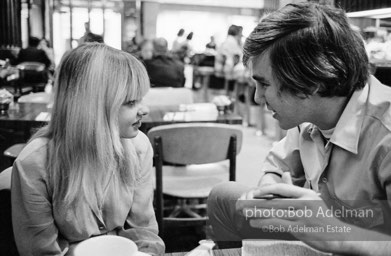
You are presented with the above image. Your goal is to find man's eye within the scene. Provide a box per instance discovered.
[256,81,269,87]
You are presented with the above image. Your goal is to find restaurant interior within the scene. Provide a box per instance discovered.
[1,0,391,255]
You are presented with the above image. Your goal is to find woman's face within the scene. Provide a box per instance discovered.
[118,99,149,138]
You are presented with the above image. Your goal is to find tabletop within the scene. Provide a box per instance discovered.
[164,248,240,256]
[0,102,242,140]
[163,240,333,256]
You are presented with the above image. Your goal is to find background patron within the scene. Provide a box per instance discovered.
[144,37,185,88]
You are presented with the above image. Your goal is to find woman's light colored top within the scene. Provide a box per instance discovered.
[11,132,165,256]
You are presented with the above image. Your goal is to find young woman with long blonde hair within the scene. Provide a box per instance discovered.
[11,43,165,255]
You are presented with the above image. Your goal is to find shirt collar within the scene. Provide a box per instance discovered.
[328,80,370,154]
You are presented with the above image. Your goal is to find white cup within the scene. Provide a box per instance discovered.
[74,235,138,256]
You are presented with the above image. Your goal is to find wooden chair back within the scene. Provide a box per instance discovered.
[147,123,242,233]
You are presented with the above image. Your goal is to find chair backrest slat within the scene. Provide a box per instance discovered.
[147,123,242,164]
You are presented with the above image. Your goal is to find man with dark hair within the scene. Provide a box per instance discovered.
[144,37,185,88]
[79,32,104,44]
[208,3,391,255]
[16,36,51,68]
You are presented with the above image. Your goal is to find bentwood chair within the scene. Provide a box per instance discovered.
[18,92,51,104]
[3,144,25,166]
[147,123,242,235]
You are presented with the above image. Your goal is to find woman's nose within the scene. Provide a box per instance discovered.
[137,104,149,116]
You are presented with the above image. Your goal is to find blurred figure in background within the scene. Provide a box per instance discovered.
[174,32,194,63]
[0,48,17,65]
[125,36,140,55]
[38,38,55,72]
[183,32,194,58]
[138,39,154,61]
[206,36,217,50]
[214,25,243,81]
[144,37,185,88]
[171,28,185,53]
[79,32,104,44]
[16,36,51,68]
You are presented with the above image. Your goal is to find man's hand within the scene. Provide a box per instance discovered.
[243,172,292,200]
[238,183,391,255]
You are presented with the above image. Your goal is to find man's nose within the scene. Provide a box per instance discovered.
[254,86,266,105]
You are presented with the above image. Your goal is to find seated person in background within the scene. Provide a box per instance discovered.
[78,32,104,44]
[38,38,55,71]
[0,49,17,87]
[206,36,217,50]
[0,48,17,65]
[208,3,391,255]
[138,39,154,61]
[11,43,165,255]
[144,37,185,88]
[16,36,51,68]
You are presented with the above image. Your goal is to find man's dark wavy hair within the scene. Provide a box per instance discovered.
[243,2,369,98]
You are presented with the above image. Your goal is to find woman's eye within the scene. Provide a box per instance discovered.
[125,100,137,106]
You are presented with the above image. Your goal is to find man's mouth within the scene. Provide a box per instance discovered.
[266,103,277,117]
[266,103,275,113]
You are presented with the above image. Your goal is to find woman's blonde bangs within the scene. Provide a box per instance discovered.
[123,53,150,102]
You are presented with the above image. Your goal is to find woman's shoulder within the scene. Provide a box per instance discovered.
[14,138,49,179]
[128,131,152,156]
[17,137,49,162]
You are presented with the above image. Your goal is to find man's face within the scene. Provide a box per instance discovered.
[251,51,315,130]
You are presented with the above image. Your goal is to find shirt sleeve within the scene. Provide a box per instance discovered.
[118,133,165,255]
[11,147,68,256]
[378,150,391,211]
[261,127,306,187]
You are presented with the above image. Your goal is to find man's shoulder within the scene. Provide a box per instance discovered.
[366,77,391,131]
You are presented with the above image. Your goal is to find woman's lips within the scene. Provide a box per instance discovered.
[132,119,142,127]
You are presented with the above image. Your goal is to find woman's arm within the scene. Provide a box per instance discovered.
[11,142,68,256]
[119,133,165,255]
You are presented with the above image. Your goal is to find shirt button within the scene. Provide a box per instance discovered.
[99,225,104,230]
[322,177,328,183]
